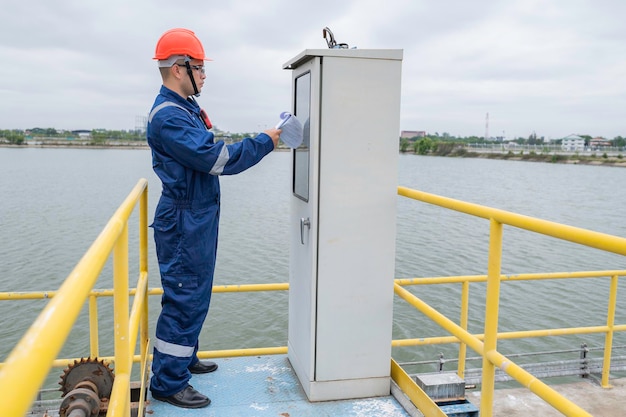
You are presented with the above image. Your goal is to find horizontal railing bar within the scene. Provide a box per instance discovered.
[0,283,290,300]
[402,354,626,370]
[395,270,625,286]
[34,346,291,371]
[399,347,626,367]
[3,269,623,300]
[392,325,624,347]
[398,186,626,257]
[463,363,626,384]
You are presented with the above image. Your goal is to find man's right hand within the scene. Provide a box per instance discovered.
[263,128,281,149]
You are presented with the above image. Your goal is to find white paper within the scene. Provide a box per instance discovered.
[275,111,304,149]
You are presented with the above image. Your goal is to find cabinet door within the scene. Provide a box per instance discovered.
[288,57,321,381]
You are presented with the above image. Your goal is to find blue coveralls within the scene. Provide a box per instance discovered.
[146,86,274,397]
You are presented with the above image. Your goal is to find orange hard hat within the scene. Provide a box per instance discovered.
[153,28,210,61]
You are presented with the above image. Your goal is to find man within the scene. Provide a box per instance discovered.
[146,28,281,409]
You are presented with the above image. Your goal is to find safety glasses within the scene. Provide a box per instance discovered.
[176,63,205,74]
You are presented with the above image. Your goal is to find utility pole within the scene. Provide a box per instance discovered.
[485,112,489,142]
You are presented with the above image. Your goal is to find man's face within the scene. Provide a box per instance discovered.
[188,59,206,92]
[176,59,206,96]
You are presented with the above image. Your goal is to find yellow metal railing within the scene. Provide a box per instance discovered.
[396,185,626,417]
[393,270,626,378]
[3,272,623,416]
[1,182,624,417]
[0,283,289,365]
[0,179,150,417]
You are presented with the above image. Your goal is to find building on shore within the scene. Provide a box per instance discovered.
[561,134,585,151]
[400,130,426,139]
[590,137,612,150]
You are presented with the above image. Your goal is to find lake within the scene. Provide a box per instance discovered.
[1,147,624,387]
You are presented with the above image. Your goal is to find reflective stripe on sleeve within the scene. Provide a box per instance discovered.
[209,145,230,175]
[154,337,195,358]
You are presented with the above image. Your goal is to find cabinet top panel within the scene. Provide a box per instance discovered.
[283,49,403,70]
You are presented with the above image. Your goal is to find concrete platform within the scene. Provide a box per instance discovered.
[467,377,626,417]
[147,354,626,416]
[147,355,412,417]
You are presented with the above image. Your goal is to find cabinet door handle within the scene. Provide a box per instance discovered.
[300,217,311,245]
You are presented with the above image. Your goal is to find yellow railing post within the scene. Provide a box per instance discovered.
[111,222,130,416]
[457,280,469,379]
[601,274,618,388]
[140,178,149,364]
[89,294,100,358]
[480,219,503,417]
[138,185,150,417]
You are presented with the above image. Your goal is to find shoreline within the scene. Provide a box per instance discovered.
[402,149,626,168]
[468,152,626,168]
[0,143,292,152]
[2,144,625,167]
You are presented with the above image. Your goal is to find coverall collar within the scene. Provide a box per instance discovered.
[159,85,200,114]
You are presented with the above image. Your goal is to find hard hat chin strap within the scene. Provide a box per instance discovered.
[184,57,201,97]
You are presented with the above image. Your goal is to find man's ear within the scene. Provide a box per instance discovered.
[170,64,183,80]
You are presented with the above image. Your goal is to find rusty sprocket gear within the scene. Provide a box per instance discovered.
[59,357,115,398]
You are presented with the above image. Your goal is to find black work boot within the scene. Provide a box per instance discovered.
[189,360,218,374]
[152,385,210,408]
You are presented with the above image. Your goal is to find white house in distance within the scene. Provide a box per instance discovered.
[561,134,585,151]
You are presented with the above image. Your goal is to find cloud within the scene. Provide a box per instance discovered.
[0,0,625,139]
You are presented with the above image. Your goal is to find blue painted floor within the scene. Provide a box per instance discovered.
[147,355,411,417]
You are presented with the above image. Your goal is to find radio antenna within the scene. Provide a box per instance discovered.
[322,27,349,49]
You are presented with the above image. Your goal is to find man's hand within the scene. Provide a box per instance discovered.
[263,128,282,149]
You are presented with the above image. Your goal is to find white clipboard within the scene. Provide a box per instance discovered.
[275,112,304,149]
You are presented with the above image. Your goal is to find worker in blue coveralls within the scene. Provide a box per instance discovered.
[147,28,281,409]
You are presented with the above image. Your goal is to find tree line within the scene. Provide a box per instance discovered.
[4,128,626,151]
[400,133,626,155]
[0,126,262,146]
[0,128,147,145]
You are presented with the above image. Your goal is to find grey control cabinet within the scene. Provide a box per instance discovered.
[284,49,403,402]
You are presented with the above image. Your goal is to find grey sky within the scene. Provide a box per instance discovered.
[1,0,624,139]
